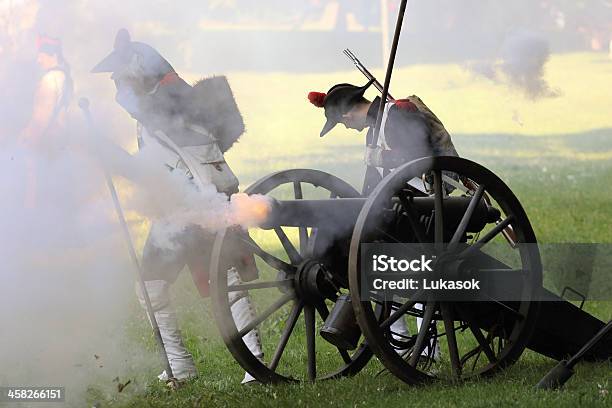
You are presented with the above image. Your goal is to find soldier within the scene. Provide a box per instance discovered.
[92,29,262,384]
[19,35,73,208]
[308,80,459,360]
[308,80,458,195]
[20,35,73,148]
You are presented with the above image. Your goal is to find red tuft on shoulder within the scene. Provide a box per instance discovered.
[308,92,326,108]
[395,99,418,112]
[159,72,179,86]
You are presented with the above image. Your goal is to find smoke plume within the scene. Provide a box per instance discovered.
[0,2,270,405]
[467,29,560,100]
[91,133,271,250]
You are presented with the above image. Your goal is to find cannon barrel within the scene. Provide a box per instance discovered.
[259,196,500,232]
[260,198,365,229]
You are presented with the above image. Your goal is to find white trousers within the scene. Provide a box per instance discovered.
[136,269,263,382]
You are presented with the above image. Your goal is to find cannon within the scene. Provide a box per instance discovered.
[209,156,611,384]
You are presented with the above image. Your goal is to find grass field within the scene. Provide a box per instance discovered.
[90,52,611,407]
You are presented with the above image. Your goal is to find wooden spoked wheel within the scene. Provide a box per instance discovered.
[349,156,542,385]
[211,169,373,383]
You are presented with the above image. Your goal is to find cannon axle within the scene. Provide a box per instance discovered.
[294,259,338,301]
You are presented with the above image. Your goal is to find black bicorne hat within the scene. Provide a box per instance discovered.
[91,29,174,79]
[91,29,134,74]
[308,79,374,137]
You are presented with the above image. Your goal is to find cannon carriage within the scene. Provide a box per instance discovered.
[209,156,611,385]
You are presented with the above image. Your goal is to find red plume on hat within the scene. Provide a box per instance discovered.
[308,92,326,108]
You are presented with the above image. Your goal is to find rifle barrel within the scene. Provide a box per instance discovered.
[343,48,394,100]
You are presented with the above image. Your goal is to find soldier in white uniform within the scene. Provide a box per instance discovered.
[19,35,73,208]
[92,29,262,383]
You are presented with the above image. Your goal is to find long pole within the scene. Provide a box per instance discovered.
[380,0,391,66]
[370,0,408,149]
[78,98,175,381]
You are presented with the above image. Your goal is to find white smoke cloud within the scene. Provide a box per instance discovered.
[93,134,271,250]
[0,109,270,406]
[0,139,154,404]
[0,2,272,405]
[466,29,560,100]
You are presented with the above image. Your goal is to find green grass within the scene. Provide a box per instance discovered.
[93,52,611,407]
[96,357,611,408]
